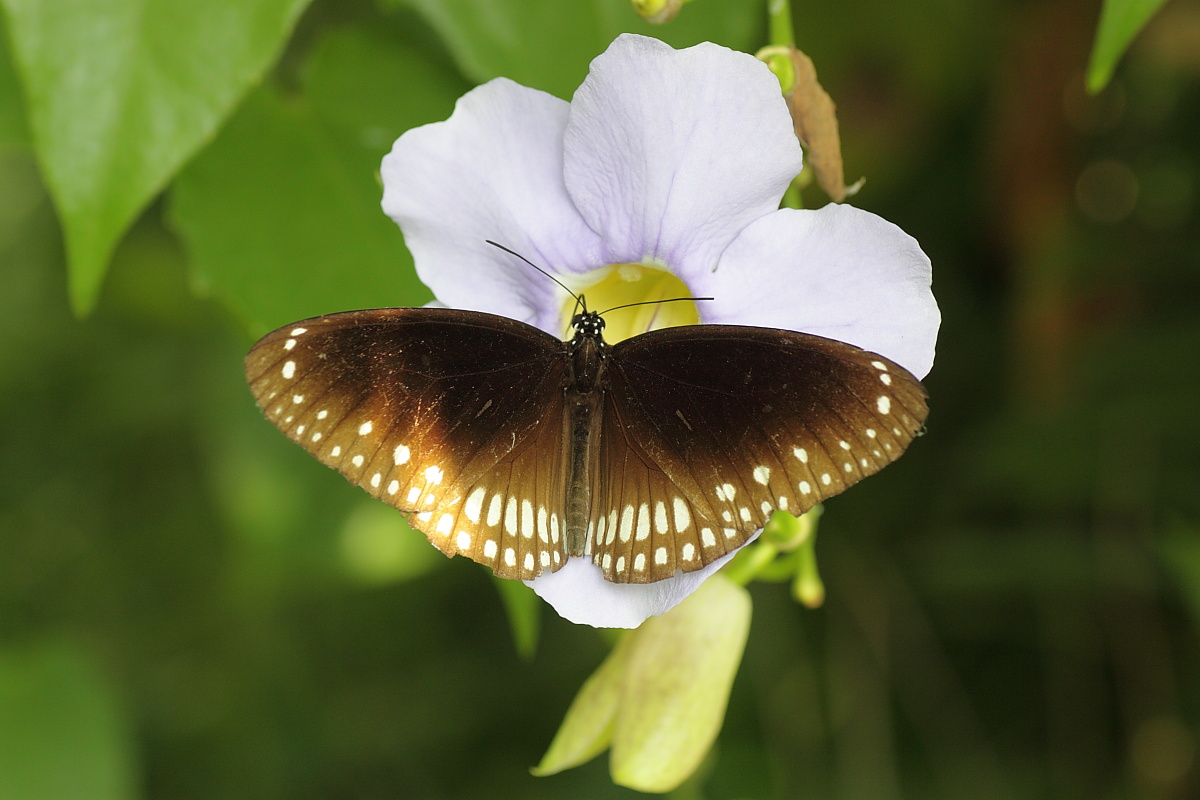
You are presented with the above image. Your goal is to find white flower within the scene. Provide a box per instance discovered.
[381,34,939,628]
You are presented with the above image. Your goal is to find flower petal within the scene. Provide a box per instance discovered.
[695,203,940,378]
[563,34,802,276]
[527,533,757,629]
[381,79,603,333]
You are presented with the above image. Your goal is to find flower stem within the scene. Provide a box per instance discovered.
[767,0,795,48]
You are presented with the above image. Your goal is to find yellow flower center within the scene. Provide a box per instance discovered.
[560,262,699,344]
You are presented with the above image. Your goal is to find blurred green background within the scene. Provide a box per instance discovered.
[1,0,1198,797]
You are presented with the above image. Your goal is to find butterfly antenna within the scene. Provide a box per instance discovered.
[485,240,585,311]
[597,297,714,316]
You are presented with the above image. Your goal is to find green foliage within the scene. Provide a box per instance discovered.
[170,28,459,332]
[494,577,543,660]
[1086,0,1172,94]
[0,0,311,315]
[0,640,139,800]
[397,0,759,98]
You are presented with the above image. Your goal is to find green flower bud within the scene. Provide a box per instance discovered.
[611,574,751,792]
[533,574,752,792]
[631,0,685,25]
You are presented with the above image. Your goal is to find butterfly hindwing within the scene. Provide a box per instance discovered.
[431,385,570,579]
[594,325,928,582]
[245,308,572,578]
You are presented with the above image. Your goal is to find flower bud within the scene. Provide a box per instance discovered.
[631,0,684,25]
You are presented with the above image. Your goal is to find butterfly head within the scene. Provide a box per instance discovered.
[570,308,606,340]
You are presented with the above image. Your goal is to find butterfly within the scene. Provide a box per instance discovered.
[245,297,928,584]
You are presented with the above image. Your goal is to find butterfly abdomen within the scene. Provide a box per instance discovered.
[562,328,608,557]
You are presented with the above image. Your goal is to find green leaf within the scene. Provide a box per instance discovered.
[0,14,27,146]
[0,639,140,800]
[1086,0,1171,94]
[398,0,760,100]
[493,578,543,661]
[1159,521,1200,630]
[170,29,465,333]
[0,0,312,315]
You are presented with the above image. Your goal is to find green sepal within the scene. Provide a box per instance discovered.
[531,632,635,775]
[610,574,751,793]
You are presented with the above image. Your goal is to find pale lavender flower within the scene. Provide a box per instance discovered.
[381,34,939,628]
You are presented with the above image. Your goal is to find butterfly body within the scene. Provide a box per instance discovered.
[246,307,928,584]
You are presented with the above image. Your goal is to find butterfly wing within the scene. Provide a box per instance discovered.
[244,308,571,579]
[593,325,928,583]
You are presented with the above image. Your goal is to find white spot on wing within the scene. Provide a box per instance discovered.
[282,361,296,379]
[877,395,892,414]
[290,327,308,336]
[794,447,808,463]
[654,501,668,534]
[753,466,771,485]
[393,445,410,465]
[636,504,650,541]
[504,498,517,535]
[464,487,485,523]
[424,465,443,484]
[619,505,634,543]
[521,499,534,539]
[487,495,502,527]
[358,421,373,436]
[673,498,690,531]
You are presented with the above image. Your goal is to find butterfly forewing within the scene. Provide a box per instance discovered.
[592,325,928,582]
[244,308,572,579]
